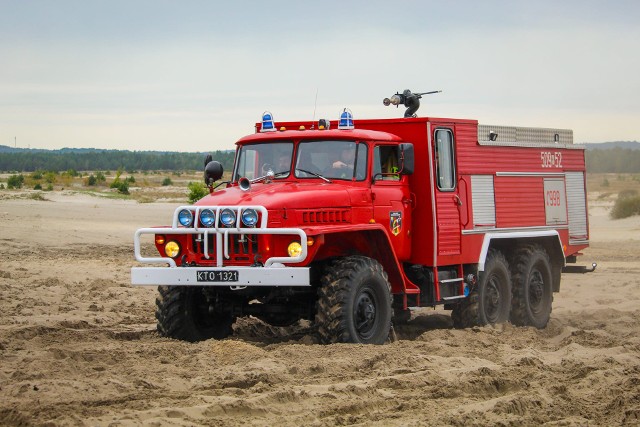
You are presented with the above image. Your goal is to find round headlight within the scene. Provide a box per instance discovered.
[241,208,258,227]
[287,241,302,257]
[178,209,193,227]
[220,208,236,227]
[199,209,215,228]
[165,241,180,258]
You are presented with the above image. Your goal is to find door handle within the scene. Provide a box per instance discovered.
[453,194,462,206]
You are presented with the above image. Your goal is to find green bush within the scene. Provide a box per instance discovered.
[110,180,129,194]
[126,175,136,184]
[34,183,42,190]
[611,194,640,219]
[602,178,610,187]
[31,170,44,180]
[44,171,57,183]
[187,182,207,203]
[0,183,5,189]
[162,177,173,186]
[7,174,24,189]
[96,171,106,182]
[44,184,53,191]
[86,175,97,186]
[109,171,130,194]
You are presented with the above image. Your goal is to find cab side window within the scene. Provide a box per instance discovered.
[373,145,400,181]
[435,129,455,190]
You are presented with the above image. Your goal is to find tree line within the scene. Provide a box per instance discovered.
[0,150,235,173]
[585,148,640,173]
[0,147,638,173]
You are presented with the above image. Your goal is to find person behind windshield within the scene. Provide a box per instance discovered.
[327,147,355,179]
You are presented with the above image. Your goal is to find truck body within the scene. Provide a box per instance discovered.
[132,98,590,344]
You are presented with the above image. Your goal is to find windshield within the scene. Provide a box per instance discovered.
[295,140,367,181]
[233,142,293,181]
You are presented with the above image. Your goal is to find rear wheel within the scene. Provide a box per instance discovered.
[316,256,392,344]
[156,286,235,342]
[452,250,512,328]
[510,246,553,328]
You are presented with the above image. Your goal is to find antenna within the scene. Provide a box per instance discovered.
[311,88,319,129]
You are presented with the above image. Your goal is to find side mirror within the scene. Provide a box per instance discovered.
[399,143,414,175]
[204,159,223,185]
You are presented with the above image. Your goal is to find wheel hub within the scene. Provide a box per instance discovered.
[484,275,502,322]
[529,270,544,312]
[355,291,377,336]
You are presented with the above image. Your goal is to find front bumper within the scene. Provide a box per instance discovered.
[131,266,310,287]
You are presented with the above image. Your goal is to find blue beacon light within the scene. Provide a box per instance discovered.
[338,108,354,130]
[261,111,277,132]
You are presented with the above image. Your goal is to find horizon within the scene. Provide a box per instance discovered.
[2,140,640,154]
[1,1,639,151]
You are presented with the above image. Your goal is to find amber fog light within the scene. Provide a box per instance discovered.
[164,241,180,258]
[155,235,166,245]
[287,241,302,257]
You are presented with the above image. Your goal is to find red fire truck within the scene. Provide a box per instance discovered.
[132,90,594,344]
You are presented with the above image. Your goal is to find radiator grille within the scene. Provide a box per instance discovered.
[299,209,350,224]
[192,233,259,264]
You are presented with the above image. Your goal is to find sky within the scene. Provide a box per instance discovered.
[1,0,639,151]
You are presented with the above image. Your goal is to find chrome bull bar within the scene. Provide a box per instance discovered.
[133,205,307,268]
[132,205,310,287]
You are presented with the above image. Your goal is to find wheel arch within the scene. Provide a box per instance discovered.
[478,231,565,292]
[313,229,405,294]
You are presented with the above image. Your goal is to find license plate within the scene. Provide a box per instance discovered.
[196,270,239,282]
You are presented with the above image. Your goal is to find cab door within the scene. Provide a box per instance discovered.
[433,128,461,256]
[371,144,412,261]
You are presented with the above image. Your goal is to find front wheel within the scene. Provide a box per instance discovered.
[155,286,235,342]
[510,246,553,328]
[452,250,512,328]
[315,256,393,344]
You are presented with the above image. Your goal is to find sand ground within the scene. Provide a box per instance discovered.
[1,191,639,426]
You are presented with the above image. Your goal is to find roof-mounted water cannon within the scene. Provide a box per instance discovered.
[383,89,442,118]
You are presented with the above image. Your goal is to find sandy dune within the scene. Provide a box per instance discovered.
[1,191,639,426]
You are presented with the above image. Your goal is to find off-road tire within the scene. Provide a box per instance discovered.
[315,256,392,344]
[155,286,234,342]
[510,245,553,328]
[452,250,512,328]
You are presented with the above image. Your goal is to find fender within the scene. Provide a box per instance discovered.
[307,224,413,294]
[478,230,565,271]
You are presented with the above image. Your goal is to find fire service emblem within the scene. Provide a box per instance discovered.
[390,211,402,236]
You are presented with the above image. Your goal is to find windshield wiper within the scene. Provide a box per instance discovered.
[296,168,332,183]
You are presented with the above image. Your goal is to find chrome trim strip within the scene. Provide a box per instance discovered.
[495,172,566,177]
[463,225,569,235]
